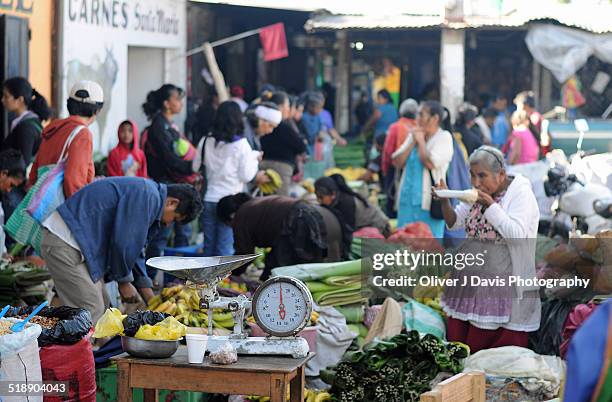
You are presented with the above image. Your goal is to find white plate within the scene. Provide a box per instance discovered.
[434,189,471,198]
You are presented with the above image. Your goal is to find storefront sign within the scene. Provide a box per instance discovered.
[66,0,179,34]
[59,0,186,154]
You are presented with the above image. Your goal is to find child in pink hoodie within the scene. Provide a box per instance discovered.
[107,120,147,177]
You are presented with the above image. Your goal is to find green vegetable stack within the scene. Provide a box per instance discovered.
[272,260,370,307]
[325,331,469,402]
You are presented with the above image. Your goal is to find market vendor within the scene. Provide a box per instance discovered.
[315,173,391,237]
[217,193,345,280]
[0,149,26,256]
[40,177,202,323]
[434,145,541,353]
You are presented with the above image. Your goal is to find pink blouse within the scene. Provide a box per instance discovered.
[509,128,539,164]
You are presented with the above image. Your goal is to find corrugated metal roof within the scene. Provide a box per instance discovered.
[189,0,443,15]
[305,3,612,34]
[304,14,444,31]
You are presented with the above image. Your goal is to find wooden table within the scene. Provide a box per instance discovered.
[113,347,314,402]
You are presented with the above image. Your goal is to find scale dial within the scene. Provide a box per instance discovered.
[252,276,313,337]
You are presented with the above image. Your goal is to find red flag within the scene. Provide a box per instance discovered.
[259,23,288,62]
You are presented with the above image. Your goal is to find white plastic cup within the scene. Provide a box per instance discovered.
[186,334,208,364]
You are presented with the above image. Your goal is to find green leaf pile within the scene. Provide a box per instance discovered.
[328,331,469,402]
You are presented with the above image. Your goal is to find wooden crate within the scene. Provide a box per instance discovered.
[420,372,485,402]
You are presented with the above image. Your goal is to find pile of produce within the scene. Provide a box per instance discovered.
[324,331,469,402]
[387,222,444,253]
[324,167,368,182]
[245,388,330,402]
[6,305,93,346]
[0,259,51,305]
[0,320,12,335]
[15,315,59,329]
[258,169,283,194]
[148,285,237,331]
[333,140,365,168]
[336,305,368,346]
[272,260,368,307]
[94,309,186,341]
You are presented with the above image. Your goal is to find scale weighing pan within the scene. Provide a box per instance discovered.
[146,254,260,283]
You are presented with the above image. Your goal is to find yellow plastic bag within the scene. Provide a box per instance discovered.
[93,308,126,338]
[134,316,186,341]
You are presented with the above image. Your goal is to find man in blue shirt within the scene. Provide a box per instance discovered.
[490,94,510,148]
[40,177,202,323]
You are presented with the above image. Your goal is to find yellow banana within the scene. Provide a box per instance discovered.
[266,169,282,188]
[166,303,178,316]
[176,301,188,316]
[147,295,162,310]
[306,389,315,402]
[213,312,233,322]
[155,300,172,313]
[314,392,330,402]
[161,285,183,299]
[176,290,192,303]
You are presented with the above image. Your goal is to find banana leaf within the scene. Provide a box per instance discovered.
[271,259,364,281]
[347,323,369,338]
[313,285,368,306]
[323,275,361,286]
[305,281,339,294]
[335,304,365,323]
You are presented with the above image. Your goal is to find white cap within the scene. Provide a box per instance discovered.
[69,80,104,104]
[399,98,418,116]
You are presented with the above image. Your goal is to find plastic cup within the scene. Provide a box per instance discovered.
[186,334,208,364]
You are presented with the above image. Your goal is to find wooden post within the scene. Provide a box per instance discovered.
[117,361,133,402]
[532,59,541,109]
[270,374,288,402]
[334,31,350,134]
[440,29,465,124]
[203,42,230,102]
[289,365,305,402]
[541,66,553,114]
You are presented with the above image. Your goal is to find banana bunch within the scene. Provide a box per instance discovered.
[306,390,331,402]
[245,389,330,402]
[258,169,283,195]
[324,166,367,182]
[219,277,248,293]
[301,179,315,194]
[147,285,236,329]
[310,311,320,325]
[416,296,443,313]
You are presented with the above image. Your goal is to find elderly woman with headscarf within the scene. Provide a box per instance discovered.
[434,145,541,353]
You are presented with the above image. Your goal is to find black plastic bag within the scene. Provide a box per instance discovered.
[6,306,93,347]
[122,310,167,337]
[528,298,577,356]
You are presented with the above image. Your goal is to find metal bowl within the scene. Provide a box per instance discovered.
[120,336,180,359]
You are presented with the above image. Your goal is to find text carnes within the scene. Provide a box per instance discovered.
[67,0,179,35]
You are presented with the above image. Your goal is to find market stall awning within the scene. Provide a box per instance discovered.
[304,13,444,31]
[189,0,443,15]
[304,2,612,34]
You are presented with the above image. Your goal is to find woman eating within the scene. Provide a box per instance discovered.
[435,145,541,353]
[392,100,454,237]
[315,174,391,237]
